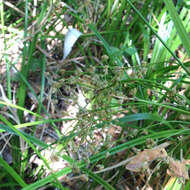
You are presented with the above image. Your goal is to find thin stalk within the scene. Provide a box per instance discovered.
[17,0,29,121]
[12,0,29,174]
[37,40,46,114]
[0,0,11,99]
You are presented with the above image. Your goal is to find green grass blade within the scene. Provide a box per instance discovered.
[114,113,161,121]
[163,178,182,190]
[13,118,74,130]
[17,0,29,121]
[164,0,190,57]
[0,124,48,148]
[88,23,129,79]
[125,0,190,76]
[0,101,42,119]
[184,179,190,190]
[0,115,63,189]
[11,64,62,138]
[90,129,187,163]
[21,167,72,190]
[0,156,27,188]
[21,128,189,189]
[135,98,190,115]
[37,40,46,114]
[88,24,112,55]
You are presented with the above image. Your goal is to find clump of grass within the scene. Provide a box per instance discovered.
[0,0,190,189]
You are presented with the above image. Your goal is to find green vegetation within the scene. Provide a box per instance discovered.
[0,0,190,189]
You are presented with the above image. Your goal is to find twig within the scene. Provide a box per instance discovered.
[4,1,25,16]
[94,156,135,174]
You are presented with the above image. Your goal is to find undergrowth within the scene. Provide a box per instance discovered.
[0,0,190,190]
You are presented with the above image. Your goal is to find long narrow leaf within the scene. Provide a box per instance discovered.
[21,128,189,189]
[125,0,190,76]
[0,156,27,188]
[0,115,63,188]
[164,0,190,57]
[22,167,72,190]
[0,124,48,148]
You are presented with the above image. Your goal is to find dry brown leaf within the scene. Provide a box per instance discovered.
[167,157,190,180]
[126,148,167,172]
